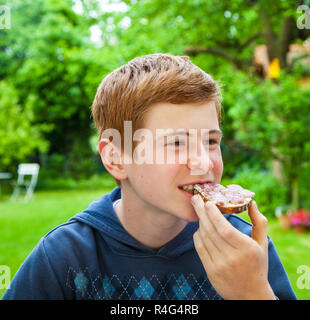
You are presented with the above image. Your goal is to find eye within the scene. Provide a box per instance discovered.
[167,140,186,147]
[204,139,219,145]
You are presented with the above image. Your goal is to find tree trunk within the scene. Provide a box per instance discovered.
[259,11,296,70]
[259,9,278,62]
[278,17,296,68]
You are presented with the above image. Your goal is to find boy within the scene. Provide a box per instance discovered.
[2,53,296,300]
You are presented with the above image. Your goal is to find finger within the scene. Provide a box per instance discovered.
[191,195,221,258]
[191,194,206,220]
[192,195,233,253]
[193,230,213,270]
[204,201,250,248]
[248,201,268,248]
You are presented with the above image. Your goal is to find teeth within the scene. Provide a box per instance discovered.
[181,185,201,194]
[182,185,195,191]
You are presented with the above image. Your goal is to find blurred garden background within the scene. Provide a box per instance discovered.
[1,0,310,299]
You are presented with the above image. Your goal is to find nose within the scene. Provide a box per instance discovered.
[187,142,213,175]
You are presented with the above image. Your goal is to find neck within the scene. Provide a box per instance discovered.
[113,192,188,251]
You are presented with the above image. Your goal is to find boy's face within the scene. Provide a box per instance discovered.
[122,101,223,222]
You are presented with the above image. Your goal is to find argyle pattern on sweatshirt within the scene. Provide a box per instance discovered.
[66,267,222,300]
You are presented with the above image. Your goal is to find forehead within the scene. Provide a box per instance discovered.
[143,101,220,132]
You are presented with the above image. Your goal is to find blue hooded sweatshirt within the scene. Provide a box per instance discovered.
[2,187,297,300]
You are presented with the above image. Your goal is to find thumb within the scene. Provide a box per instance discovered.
[248,201,268,248]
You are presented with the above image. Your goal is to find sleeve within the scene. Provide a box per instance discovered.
[1,238,65,300]
[267,237,297,300]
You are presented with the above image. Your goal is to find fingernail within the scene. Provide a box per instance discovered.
[191,195,200,206]
[205,201,213,208]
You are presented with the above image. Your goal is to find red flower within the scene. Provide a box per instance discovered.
[289,209,310,226]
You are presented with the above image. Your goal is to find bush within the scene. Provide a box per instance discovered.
[299,162,310,210]
[36,172,117,191]
[221,166,287,219]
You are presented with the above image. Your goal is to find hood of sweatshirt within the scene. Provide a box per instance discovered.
[70,187,199,259]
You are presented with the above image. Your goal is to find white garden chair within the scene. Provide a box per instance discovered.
[11,163,40,202]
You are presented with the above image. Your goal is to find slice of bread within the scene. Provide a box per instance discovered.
[193,184,254,214]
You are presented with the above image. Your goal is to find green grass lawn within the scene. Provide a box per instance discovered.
[1,189,310,299]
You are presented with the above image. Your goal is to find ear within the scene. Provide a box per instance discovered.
[99,139,127,181]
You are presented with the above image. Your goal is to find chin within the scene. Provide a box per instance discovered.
[171,201,199,222]
[179,209,200,223]
[186,214,200,222]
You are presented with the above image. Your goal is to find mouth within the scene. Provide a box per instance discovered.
[178,182,213,194]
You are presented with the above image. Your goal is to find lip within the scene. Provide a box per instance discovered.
[178,180,213,188]
[179,187,196,198]
[178,180,213,198]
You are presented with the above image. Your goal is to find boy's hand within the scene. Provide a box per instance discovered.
[192,195,276,300]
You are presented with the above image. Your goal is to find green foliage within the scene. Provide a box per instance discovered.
[37,148,104,185]
[227,71,310,206]
[0,0,109,173]
[228,73,310,167]
[222,166,287,218]
[219,68,268,177]
[36,172,116,191]
[12,0,98,156]
[0,81,51,168]
[299,161,310,209]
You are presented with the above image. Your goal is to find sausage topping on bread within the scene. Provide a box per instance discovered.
[183,183,255,214]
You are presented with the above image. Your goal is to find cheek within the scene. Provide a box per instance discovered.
[212,152,223,178]
[129,164,175,194]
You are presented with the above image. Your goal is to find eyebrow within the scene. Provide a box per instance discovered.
[157,129,223,139]
[207,129,223,137]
